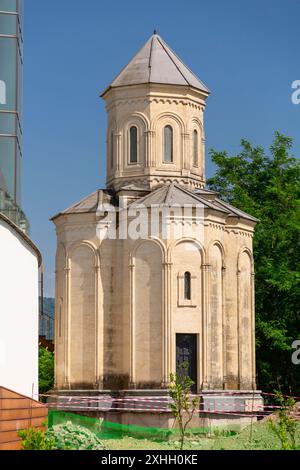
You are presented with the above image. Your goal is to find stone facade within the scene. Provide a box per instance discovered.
[52,33,258,397]
[105,83,206,191]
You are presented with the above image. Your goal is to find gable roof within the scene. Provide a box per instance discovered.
[101,33,210,96]
[51,189,115,220]
[130,183,259,222]
[52,184,258,224]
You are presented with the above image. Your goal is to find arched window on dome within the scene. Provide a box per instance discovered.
[193,130,198,167]
[164,125,173,163]
[130,126,138,164]
[184,272,191,300]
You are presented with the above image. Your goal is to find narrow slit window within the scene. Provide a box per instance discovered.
[193,130,198,166]
[184,272,191,300]
[164,125,173,163]
[130,126,138,163]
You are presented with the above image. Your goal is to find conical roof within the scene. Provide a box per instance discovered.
[102,33,209,96]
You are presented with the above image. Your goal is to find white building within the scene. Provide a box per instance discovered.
[0,213,41,398]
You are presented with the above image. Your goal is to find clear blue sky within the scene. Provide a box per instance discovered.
[23,0,300,297]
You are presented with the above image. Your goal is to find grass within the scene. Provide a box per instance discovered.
[104,421,300,451]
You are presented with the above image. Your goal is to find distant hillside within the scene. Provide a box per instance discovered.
[40,297,55,317]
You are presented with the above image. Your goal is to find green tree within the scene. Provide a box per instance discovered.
[39,346,54,395]
[207,132,300,394]
[168,362,199,450]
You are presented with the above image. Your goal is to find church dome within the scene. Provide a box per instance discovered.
[101,32,210,96]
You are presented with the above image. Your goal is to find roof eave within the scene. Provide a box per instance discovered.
[100,82,211,99]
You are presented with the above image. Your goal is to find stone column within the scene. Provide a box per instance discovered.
[251,271,256,390]
[201,137,206,180]
[129,262,136,387]
[224,256,239,390]
[95,265,103,389]
[149,130,156,168]
[54,269,58,389]
[201,264,210,389]
[64,265,71,389]
[162,261,173,386]
[237,267,242,389]
[182,133,190,170]
[116,132,122,175]
[222,266,227,389]
[145,131,155,168]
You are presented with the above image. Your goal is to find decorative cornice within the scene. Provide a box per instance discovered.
[225,228,254,238]
[106,96,204,112]
[208,222,226,231]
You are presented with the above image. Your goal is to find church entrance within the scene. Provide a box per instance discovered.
[176,334,197,392]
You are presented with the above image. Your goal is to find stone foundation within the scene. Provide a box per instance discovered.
[48,389,264,432]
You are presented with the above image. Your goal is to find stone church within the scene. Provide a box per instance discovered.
[52,33,259,402]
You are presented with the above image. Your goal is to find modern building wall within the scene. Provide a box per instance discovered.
[0,0,28,231]
[0,214,40,398]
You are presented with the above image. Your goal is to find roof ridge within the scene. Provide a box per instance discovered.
[156,36,189,87]
[129,185,166,207]
[62,189,101,214]
[164,183,175,205]
[101,36,153,96]
[215,198,259,222]
[148,35,155,82]
[173,184,229,211]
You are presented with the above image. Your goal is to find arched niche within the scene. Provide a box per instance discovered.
[188,117,205,175]
[209,243,224,388]
[172,240,202,308]
[69,244,97,387]
[154,112,185,169]
[134,240,163,386]
[122,114,148,168]
[238,249,253,388]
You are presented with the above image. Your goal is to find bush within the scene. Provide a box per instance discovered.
[47,422,106,450]
[18,427,55,450]
[268,391,297,450]
[18,422,106,451]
